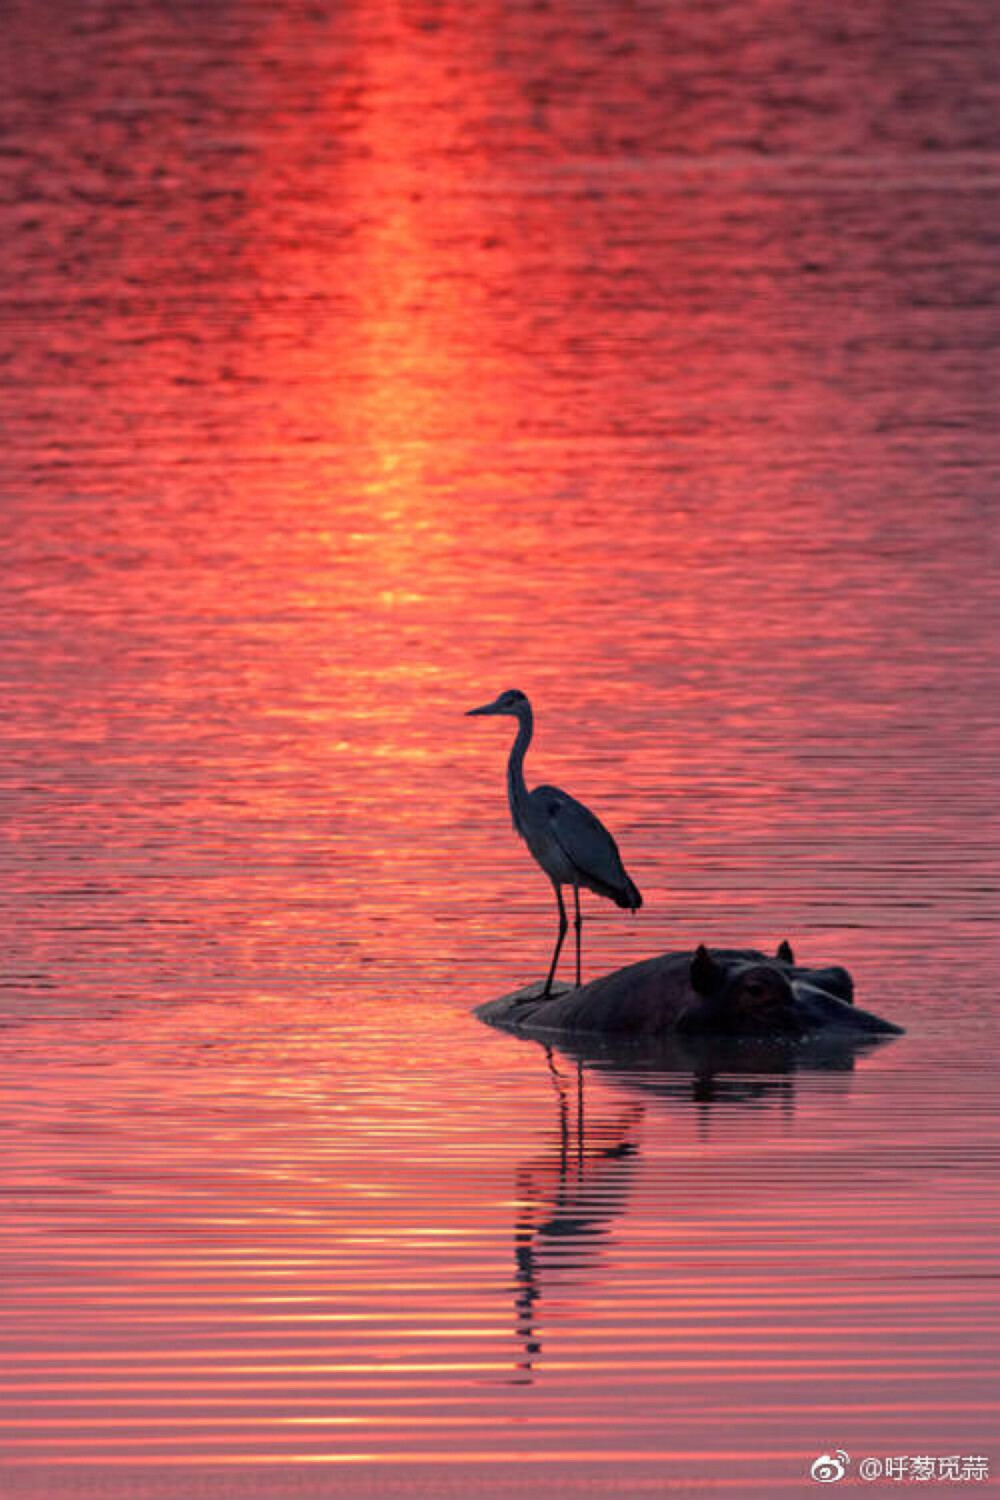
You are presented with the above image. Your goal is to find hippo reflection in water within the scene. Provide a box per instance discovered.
[476,942,903,1039]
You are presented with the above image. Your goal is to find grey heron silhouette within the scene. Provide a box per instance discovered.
[466,689,642,995]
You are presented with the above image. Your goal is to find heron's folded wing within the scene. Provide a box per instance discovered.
[534,784,629,894]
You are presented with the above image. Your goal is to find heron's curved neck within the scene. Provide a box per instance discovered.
[507,706,533,831]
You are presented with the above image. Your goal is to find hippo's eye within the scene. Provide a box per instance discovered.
[744,978,784,1008]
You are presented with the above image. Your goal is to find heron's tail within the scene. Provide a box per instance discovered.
[613,874,642,911]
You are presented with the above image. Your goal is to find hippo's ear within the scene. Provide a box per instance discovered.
[690,944,724,997]
[776,939,795,964]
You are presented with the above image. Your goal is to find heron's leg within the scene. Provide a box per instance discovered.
[573,885,582,987]
[542,884,568,997]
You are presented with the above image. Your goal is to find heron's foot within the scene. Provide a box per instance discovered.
[513,987,547,1007]
[510,978,573,1006]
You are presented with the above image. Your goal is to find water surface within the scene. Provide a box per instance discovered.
[1,1,998,1495]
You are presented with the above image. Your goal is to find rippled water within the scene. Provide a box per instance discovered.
[2,1,999,1495]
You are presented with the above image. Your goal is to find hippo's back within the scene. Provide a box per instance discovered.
[477,951,696,1035]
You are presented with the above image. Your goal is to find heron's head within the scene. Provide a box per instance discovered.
[465,688,530,718]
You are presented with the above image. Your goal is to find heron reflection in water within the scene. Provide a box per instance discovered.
[512,1049,644,1380]
[466,689,642,994]
[506,1036,855,1380]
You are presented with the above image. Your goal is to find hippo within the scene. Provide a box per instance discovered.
[476,942,903,1040]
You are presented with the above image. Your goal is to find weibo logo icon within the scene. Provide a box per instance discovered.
[810,1451,850,1483]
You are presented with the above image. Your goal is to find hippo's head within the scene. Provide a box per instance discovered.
[680,945,801,1035]
[680,944,902,1037]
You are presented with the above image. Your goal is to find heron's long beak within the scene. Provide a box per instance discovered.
[465,700,499,716]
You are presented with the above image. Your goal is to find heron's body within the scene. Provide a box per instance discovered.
[467,689,641,994]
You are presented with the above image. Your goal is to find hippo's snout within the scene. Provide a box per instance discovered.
[834,1000,903,1035]
[791,980,903,1035]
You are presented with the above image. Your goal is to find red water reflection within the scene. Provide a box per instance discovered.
[4,989,997,1486]
[1,0,999,1496]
